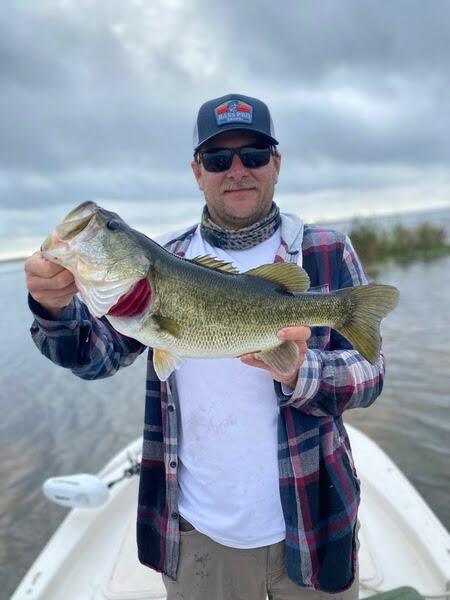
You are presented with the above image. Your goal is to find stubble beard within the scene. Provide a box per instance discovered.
[206,187,275,231]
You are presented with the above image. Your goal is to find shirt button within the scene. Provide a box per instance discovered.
[168,405,175,412]
[170,461,177,468]
[171,511,179,520]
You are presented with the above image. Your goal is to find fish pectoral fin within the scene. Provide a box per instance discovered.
[254,341,300,376]
[153,348,182,381]
[244,264,310,293]
[191,255,238,274]
[153,314,180,337]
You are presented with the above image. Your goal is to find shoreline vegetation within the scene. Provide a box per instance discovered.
[348,220,450,267]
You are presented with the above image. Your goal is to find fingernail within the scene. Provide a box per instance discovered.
[277,329,286,338]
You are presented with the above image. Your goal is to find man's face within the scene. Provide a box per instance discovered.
[191,130,281,230]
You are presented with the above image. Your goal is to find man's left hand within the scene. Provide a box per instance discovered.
[240,326,311,389]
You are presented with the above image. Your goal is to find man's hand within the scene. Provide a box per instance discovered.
[240,326,311,389]
[25,251,78,318]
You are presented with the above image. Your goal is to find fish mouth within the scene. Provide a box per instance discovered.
[41,202,98,252]
[57,214,93,240]
[62,201,98,223]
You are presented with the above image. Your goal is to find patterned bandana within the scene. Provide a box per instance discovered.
[200,202,281,250]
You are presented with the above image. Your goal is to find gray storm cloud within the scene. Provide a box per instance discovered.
[0,0,449,257]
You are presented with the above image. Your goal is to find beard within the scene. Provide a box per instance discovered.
[205,190,274,230]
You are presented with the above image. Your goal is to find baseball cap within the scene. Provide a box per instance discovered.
[193,93,278,152]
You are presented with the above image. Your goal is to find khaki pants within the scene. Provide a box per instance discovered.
[162,517,359,600]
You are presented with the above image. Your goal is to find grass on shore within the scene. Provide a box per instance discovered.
[348,220,450,266]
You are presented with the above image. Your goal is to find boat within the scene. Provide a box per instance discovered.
[11,425,450,599]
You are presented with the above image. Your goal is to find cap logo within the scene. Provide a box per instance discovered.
[215,100,253,126]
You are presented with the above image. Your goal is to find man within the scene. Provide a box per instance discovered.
[26,94,384,599]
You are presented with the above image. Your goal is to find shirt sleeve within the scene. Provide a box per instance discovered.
[29,293,147,380]
[274,236,386,417]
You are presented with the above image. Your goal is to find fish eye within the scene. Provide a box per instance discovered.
[106,219,121,231]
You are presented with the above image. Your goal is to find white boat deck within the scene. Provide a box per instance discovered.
[11,425,450,599]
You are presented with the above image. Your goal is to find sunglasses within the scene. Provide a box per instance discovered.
[197,145,273,173]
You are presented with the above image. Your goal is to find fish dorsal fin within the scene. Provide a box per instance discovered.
[191,255,238,274]
[244,263,310,292]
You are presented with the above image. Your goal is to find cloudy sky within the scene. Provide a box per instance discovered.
[1,0,450,259]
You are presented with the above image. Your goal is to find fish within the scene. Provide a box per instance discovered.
[41,201,399,381]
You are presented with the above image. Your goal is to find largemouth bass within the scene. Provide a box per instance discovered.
[41,201,399,381]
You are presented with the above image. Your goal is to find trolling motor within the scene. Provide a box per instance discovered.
[42,455,140,509]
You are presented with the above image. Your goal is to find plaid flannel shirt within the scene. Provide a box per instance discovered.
[29,213,385,593]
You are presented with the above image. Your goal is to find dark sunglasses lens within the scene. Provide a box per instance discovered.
[240,147,271,168]
[201,146,272,172]
[202,150,232,172]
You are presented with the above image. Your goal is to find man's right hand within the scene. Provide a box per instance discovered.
[25,251,78,319]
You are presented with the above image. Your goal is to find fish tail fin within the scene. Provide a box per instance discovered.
[334,283,399,363]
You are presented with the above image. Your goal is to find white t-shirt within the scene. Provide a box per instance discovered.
[175,225,286,548]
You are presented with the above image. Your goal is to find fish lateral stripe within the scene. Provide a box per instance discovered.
[107,278,152,317]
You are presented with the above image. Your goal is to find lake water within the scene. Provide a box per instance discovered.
[1,227,450,598]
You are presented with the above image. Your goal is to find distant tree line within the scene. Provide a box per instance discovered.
[348,221,450,265]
